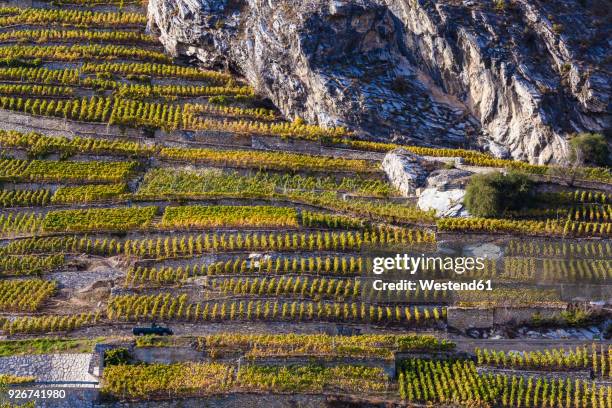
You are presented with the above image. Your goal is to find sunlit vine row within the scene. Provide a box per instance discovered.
[1,312,101,334]
[0,8,146,27]
[0,254,64,276]
[107,293,446,325]
[0,189,51,207]
[0,279,56,312]
[0,45,170,63]
[2,228,432,258]
[476,345,611,378]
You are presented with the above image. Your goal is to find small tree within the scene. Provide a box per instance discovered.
[104,348,130,366]
[464,171,533,217]
[569,133,609,167]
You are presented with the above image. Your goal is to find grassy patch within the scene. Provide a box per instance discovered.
[0,337,101,357]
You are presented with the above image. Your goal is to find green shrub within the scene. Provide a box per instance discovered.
[569,133,610,167]
[104,347,130,366]
[464,171,532,218]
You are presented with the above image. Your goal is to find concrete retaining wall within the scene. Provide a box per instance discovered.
[447,305,566,331]
[132,346,204,364]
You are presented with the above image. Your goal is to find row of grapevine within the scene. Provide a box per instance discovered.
[211,276,361,301]
[506,240,611,258]
[537,190,609,205]
[0,254,64,276]
[0,129,154,157]
[126,255,365,287]
[0,67,80,85]
[0,189,51,207]
[0,158,29,179]
[0,279,56,311]
[0,67,250,97]
[341,139,611,183]
[91,80,254,100]
[237,364,390,394]
[44,0,139,5]
[107,293,446,325]
[0,158,136,183]
[137,168,393,198]
[0,130,378,175]
[2,229,431,258]
[301,210,369,229]
[0,84,73,98]
[102,362,389,400]
[0,374,35,385]
[0,29,157,45]
[503,257,611,282]
[81,62,234,83]
[48,98,275,130]
[438,217,611,237]
[51,184,128,204]
[161,205,299,229]
[297,191,437,224]
[182,102,276,121]
[399,358,610,407]
[0,8,146,27]
[101,362,234,400]
[2,205,424,236]
[476,344,611,377]
[507,204,611,222]
[1,312,101,334]
[0,45,171,63]
[211,276,452,305]
[42,206,157,233]
[0,212,43,237]
[157,146,378,174]
[200,333,454,360]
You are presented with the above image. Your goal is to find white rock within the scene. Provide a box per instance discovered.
[381,148,428,197]
[417,188,468,217]
[463,243,504,260]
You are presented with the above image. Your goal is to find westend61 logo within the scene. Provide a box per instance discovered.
[370,254,492,292]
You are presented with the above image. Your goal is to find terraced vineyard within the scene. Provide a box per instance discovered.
[0,0,609,406]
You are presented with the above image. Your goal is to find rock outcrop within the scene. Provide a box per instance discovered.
[382,148,428,196]
[147,0,610,164]
[417,168,471,217]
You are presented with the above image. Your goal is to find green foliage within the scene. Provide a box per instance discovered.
[0,158,136,183]
[399,358,606,406]
[0,338,98,357]
[101,362,389,400]
[42,206,157,232]
[51,184,127,204]
[0,254,64,276]
[104,348,130,366]
[569,133,610,167]
[161,205,299,229]
[0,279,56,311]
[464,171,533,218]
[201,333,453,360]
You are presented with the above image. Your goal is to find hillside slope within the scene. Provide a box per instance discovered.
[147,0,611,164]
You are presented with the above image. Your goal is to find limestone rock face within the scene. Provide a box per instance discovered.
[148,0,610,164]
[417,168,471,217]
[382,148,428,197]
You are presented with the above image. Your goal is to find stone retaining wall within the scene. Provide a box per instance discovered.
[0,353,97,383]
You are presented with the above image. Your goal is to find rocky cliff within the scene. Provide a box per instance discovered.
[147,0,610,164]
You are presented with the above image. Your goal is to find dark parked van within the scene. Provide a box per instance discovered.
[132,323,173,336]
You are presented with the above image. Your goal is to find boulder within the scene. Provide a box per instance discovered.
[417,168,472,217]
[381,148,428,197]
